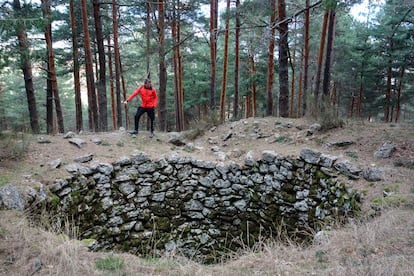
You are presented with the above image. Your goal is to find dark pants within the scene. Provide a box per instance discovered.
[135,107,155,132]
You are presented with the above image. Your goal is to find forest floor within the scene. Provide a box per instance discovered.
[1,117,414,275]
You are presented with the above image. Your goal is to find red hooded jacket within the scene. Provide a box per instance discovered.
[126,85,158,108]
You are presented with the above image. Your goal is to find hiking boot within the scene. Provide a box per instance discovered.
[128,130,138,135]
[149,131,154,138]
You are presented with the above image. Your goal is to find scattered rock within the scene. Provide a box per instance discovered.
[334,160,362,179]
[63,131,76,139]
[307,123,321,136]
[363,167,383,182]
[319,154,338,168]
[74,154,94,163]
[374,141,396,158]
[222,131,233,141]
[68,138,86,148]
[49,159,62,169]
[300,148,321,165]
[0,184,24,211]
[92,138,102,145]
[169,137,186,147]
[167,132,186,146]
[329,140,354,147]
[37,137,51,144]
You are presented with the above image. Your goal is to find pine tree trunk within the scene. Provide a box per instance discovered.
[42,0,64,134]
[250,54,257,117]
[385,48,393,122]
[81,0,98,131]
[93,0,107,132]
[289,18,297,118]
[112,0,123,128]
[13,0,40,134]
[266,0,276,116]
[302,0,310,116]
[46,67,53,134]
[322,9,336,98]
[314,9,329,107]
[172,1,184,132]
[69,0,83,132]
[278,0,289,117]
[233,0,240,120]
[220,0,230,122]
[357,79,363,116]
[107,36,116,130]
[209,0,218,110]
[158,0,167,132]
[395,67,404,123]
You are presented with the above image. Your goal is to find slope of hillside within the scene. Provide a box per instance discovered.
[1,117,413,275]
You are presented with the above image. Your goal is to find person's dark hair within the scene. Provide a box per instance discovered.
[144,78,151,84]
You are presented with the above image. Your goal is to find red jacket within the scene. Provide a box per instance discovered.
[126,85,158,108]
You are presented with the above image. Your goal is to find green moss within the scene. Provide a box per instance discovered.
[81,238,96,246]
[153,216,171,231]
[49,192,61,209]
[71,190,82,205]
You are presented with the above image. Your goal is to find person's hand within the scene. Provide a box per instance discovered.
[123,100,128,104]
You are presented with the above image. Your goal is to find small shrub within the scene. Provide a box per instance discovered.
[274,136,289,143]
[95,254,124,271]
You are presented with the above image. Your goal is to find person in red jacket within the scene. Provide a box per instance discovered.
[124,78,158,137]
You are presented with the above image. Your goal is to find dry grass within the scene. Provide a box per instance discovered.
[1,208,413,275]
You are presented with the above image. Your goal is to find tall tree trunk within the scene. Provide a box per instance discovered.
[322,9,336,98]
[93,0,107,131]
[112,0,123,128]
[69,0,83,132]
[120,60,129,129]
[357,76,363,116]
[266,0,276,116]
[314,9,329,107]
[13,0,40,134]
[209,0,218,110]
[81,0,98,131]
[249,53,257,117]
[278,0,289,117]
[302,0,310,116]
[177,9,184,131]
[220,0,230,122]
[42,0,64,134]
[158,0,167,131]
[172,2,184,131]
[349,91,355,117]
[146,1,151,73]
[107,36,116,130]
[289,20,296,118]
[233,0,240,120]
[46,67,53,134]
[385,44,393,122]
[297,66,303,118]
[395,66,404,123]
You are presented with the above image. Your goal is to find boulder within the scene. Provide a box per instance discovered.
[374,141,396,158]
[0,184,24,211]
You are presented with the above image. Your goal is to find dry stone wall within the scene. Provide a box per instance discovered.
[48,148,362,261]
